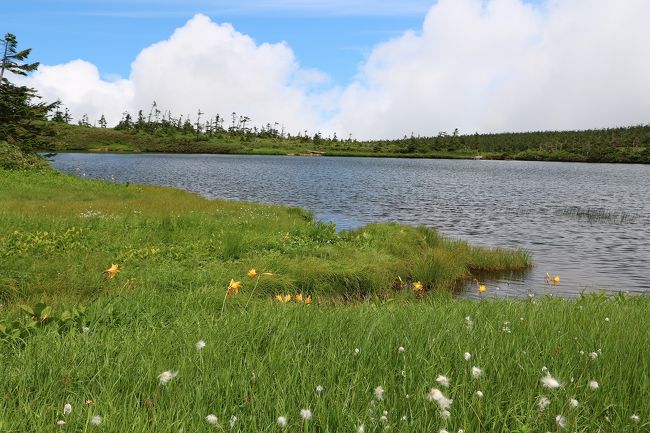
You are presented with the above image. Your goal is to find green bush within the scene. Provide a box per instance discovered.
[0,141,48,170]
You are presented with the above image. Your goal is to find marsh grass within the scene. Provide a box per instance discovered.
[1,291,649,432]
[558,206,636,224]
[0,170,530,305]
[1,169,647,432]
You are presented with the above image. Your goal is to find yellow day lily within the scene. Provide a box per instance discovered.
[304,295,312,305]
[247,269,257,278]
[104,264,120,280]
[295,293,303,302]
[274,294,283,303]
[412,281,424,293]
[552,275,560,286]
[228,279,242,295]
[283,293,292,303]
[478,284,487,294]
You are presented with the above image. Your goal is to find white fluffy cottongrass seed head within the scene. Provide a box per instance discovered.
[398,346,405,353]
[63,403,72,416]
[471,366,483,379]
[588,380,599,390]
[158,370,178,386]
[205,414,218,426]
[357,424,365,433]
[441,409,451,419]
[541,373,561,389]
[475,390,484,398]
[570,399,579,408]
[56,420,66,427]
[439,429,450,433]
[374,386,384,401]
[556,414,566,429]
[196,340,206,350]
[229,415,237,428]
[463,352,471,361]
[538,396,550,411]
[436,375,450,387]
[316,385,323,394]
[276,416,287,428]
[90,415,102,426]
[300,409,312,420]
[427,388,453,411]
[354,348,360,355]
[631,414,640,423]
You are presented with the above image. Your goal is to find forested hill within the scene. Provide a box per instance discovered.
[47,120,650,163]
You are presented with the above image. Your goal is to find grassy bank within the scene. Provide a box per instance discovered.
[1,169,647,432]
[47,122,650,163]
[0,170,529,306]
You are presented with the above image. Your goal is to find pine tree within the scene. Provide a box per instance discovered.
[0,33,57,150]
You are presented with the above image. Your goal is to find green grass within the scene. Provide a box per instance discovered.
[1,291,649,432]
[0,169,648,432]
[0,169,530,305]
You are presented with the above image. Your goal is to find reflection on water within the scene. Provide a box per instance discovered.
[50,153,650,298]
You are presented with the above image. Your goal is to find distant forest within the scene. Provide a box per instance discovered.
[49,102,650,163]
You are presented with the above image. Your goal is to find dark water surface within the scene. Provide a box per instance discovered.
[50,153,650,298]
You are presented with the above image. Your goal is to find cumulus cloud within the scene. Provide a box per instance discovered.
[20,60,133,126]
[20,14,327,132]
[332,0,650,139]
[19,1,650,138]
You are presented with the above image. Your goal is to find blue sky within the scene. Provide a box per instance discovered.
[3,0,435,85]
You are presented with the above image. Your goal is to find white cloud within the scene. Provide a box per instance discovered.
[19,1,650,139]
[332,0,650,139]
[20,14,327,132]
[21,60,133,126]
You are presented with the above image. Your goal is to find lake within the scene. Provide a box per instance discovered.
[49,153,650,298]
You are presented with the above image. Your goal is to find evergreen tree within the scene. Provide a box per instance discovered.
[1,33,39,81]
[0,33,57,150]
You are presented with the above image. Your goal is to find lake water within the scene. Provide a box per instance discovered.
[49,153,650,298]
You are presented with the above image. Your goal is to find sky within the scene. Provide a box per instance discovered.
[3,0,650,139]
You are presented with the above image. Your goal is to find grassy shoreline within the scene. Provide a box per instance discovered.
[0,169,530,307]
[1,168,648,432]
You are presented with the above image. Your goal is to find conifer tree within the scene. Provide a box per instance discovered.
[0,33,57,149]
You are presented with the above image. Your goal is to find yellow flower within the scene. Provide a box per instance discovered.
[274,294,283,303]
[228,279,242,295]
[412,281,424,293]
[295,293,303,302]
[552,275,560,286]
[247,269,257,278]
[478,284,487,294]
[304,295,312,305]
[283,293,292,303]
[104,264,120,280]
